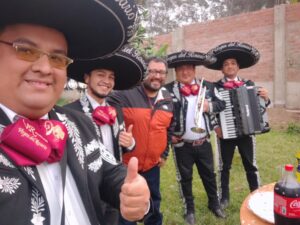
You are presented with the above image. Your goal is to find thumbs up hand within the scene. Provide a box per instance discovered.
[119,124,134,148]
[120,157,150,221]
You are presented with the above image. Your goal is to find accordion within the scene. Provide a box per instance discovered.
[219,86,270,139]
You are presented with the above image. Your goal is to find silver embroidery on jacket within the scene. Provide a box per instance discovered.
[85,140,100,156]
[88,157,103,173]
[0,153,15,168]
[100,145,117,165]
[57,113,85,169]
[0,176,21,194]
[30,188,45,225]
[24,166,36,181]
[85,140,117,172]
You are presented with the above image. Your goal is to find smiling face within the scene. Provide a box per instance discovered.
[143,60,167,97]
[84,68,115,104]
[175,64,196,85]
[222,58,240,80]
[0,24,68,119]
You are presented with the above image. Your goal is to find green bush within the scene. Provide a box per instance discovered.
[286,123,300,134]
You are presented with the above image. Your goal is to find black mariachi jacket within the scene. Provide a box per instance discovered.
[0,106,126,225]
[65,93,130,162]
[164,79,226,137]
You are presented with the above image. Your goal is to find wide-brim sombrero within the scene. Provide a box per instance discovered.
[68,46,146,90]
[167,50,216,68]
[0,0,138,60]
[205,42,260,70]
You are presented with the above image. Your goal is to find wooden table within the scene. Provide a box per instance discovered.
[240,183,275,225]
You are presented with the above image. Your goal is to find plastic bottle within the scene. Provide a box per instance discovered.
[274,164,300,225]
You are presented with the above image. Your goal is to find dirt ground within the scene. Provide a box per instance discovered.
[268,108,300,130]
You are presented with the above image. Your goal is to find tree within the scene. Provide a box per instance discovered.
[137,0,287,36]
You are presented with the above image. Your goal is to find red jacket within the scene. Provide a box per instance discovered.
[108,85,173,172]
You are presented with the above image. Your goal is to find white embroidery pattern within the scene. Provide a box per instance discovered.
[57,113,85,169]
[80,93,90,114]
[23,167,36,181]
[31,188,45,225]
[0,176,21,194]
[100,144,117,165]
[0,153,14,168]
[85,140,103,173]
[85,140,100,156]
[88,157,103,173]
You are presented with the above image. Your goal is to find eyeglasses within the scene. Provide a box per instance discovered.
[147,69,167,76]
[0,40,73,69]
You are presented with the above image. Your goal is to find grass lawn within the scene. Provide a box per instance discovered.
[159,126,300,225]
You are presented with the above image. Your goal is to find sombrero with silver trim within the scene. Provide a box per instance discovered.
[205,42,260,70]
[167,50,216,68]
[68,45,146,90]
[0,0,138,60]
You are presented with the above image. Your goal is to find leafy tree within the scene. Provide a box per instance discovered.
[137,0,289,36]
[129,4,169,57]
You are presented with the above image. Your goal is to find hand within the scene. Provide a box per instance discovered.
[120,157,150,221]
[258,87,269,102]
[171,135,182,144]
[214,126,223,139]
[158,157,167,167]
[119,124,134,148]
[202,99,209,112]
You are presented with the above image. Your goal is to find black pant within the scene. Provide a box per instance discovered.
[173,141,220,214]
[218,135,260,200]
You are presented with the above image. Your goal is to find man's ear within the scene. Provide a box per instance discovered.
[84,73,90,84]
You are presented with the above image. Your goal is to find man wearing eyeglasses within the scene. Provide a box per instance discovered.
[108,57,174,225]
[0,1,151,225]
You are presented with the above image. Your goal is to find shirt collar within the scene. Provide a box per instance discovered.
[85,91,106,110]
[0,103,48,122]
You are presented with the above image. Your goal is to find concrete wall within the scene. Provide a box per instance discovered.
[154,3,300,110]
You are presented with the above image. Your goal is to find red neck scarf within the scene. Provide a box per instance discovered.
[223,80,244,89]
[0,118,67,166]
[92,106,117,126]
[180,84,200,96]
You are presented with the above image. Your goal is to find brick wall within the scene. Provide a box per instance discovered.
[154,3,300,109]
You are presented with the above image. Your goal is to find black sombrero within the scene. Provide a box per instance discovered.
[205,42,260,70]
[167,50,216,68]
[68,45,146,90]
[0,0,138,60]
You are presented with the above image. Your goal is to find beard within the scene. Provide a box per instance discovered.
[90,86,109,99]
[143,80,161,93]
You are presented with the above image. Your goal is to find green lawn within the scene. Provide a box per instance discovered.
[159,126,300,225]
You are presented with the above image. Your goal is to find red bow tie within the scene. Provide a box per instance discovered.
[0,118,67,166]
[180,84,199,96]
[223,80,244,89]
[92,106,117,126]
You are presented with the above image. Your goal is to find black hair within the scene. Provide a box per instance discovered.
[146,56,168,70]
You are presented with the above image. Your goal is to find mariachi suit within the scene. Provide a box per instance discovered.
[214,77,270,201]
[64,93,132,225]
[0,106,126,225]
[64,93,130,162]
[164,79,225,214]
